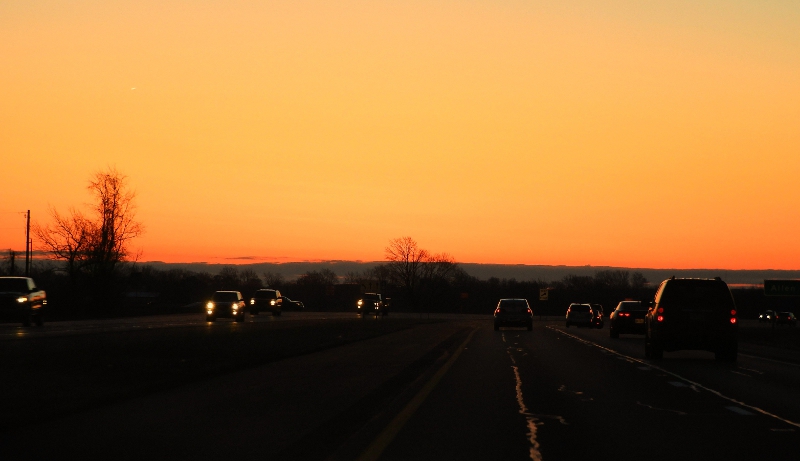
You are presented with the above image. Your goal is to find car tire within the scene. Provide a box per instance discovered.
[565,322,570,328]
[22,312,31,327]
[610,328,619,338]
[34,315,43,327]
[494,324,500,331]
[206,316,216,322]
[527,323,533,331]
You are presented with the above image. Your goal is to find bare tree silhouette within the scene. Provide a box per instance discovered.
[385,237,429,304]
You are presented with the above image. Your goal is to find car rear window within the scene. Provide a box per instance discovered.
[620,301,646,311]
[213,292,239,302]
[499,299,528,312]
[659,281,734,311]
[255,290,277,299]
[570,305,591,313]
[0,278,28,292]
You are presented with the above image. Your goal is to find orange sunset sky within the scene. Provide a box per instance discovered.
[2,1,799,269]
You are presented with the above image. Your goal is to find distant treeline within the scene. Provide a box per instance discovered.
[3,258,788,320]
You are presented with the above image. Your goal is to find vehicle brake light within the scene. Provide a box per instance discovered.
[657,307,664,314]
[730,318,737,324]
[657,315,664,322]
[730,310,736,316]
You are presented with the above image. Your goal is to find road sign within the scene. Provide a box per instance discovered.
[764,280,800,297]
[539,288,549,301]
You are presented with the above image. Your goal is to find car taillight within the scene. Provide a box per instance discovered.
[621,312,630,317]
[657,315,664,322]
[526,308,532,314]
[730,318,737,324]
[730,310,736,316]
[657,307,664,314]
[494,308,501,314]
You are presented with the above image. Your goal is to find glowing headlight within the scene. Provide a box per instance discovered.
[232,303,238,310]
[207,302,214,310]
[357,300,363,306]
[270,300,276,306]
[17,297,28,303]
[250,299,255,305]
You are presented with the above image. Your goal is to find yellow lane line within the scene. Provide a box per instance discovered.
[357,327,479,461]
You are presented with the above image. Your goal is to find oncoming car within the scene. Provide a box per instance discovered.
[565,303,593,328]
[357,293,386,316]
[493,298,533,331]
[206,291,246,322]
[250,289,282,316]
[281,297,305,311]
[758,310,776,323]
[0,276,46,327]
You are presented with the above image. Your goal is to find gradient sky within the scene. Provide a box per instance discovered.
[2,0,799,269]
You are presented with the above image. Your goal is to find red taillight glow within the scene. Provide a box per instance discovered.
[620,312,630,317]
[657,315,664,322]
[527,308,532,314]
[730,310,736,316]
[730,318,737,324]
[657,307,664,314]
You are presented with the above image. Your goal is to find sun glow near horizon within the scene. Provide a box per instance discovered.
[2,0,799,270]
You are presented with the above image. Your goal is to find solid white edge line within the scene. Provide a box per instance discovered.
[546,325,800,429]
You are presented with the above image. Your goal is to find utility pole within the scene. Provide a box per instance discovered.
[25,210,30,276]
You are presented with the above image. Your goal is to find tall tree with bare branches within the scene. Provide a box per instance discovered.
[385,236,429,305]
[33,207,93,279]
[34,167,144,304]
[84,167,144,278]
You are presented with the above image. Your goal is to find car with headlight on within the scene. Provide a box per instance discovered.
[565,303,594,328]
[609,300,647,338]
[493,298,533,331]
[645,277,738,361]
[0,276,46,327]
[206,291,246,322]
[249,289,283,316]
[357,293,386,316]
[758,310,776,323]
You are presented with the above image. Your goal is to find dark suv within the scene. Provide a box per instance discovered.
[250,289,282,316]
[645,277,738,361]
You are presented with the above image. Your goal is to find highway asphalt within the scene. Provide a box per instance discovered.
[1,314,798,460]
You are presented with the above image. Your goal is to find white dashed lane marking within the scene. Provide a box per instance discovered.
[726,406,755,416]
[548,326,800,429]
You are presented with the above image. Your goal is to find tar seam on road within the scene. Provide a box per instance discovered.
[356,327,479,461]
[546,326,800,429]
